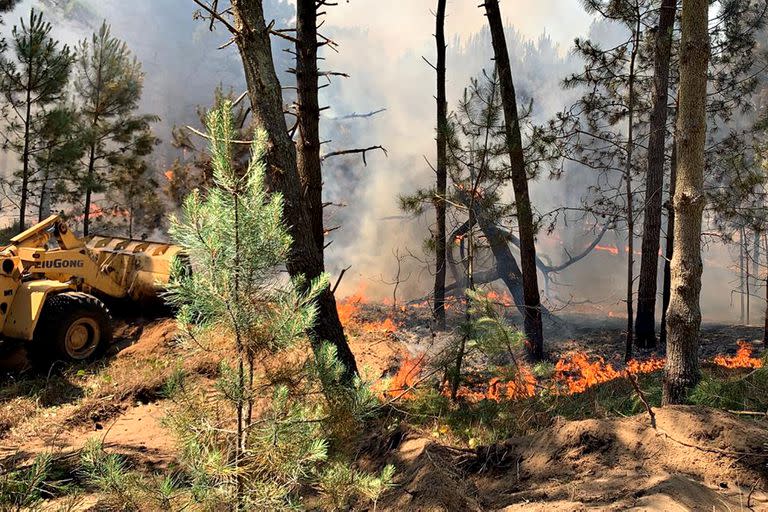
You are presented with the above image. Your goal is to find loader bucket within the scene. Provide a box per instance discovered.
[86,235,185,304]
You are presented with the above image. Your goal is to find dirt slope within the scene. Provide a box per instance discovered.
[372,406,768,511]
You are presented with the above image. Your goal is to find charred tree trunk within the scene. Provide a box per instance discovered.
[663,0,708,405]
[296,0,324,253]
[433,0,448,330]
[623,14,640,362]
[231,0,358,380]
[483,0,544,360]
[635,0,677,349]
[660,140,677,345]
[477,217,527,315]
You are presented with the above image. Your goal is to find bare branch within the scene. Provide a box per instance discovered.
[331,108,387,120]
[191,0,238,34]
[321,146,388,166]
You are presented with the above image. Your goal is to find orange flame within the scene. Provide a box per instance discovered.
[486,290,515,307]
[594,244,620,255]
[439,367,537,402]
[555,352,665,394]
[383,353,423,399]
[337,289,399,333]
[714,341,764,369]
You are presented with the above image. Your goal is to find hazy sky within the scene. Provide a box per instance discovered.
[290,0,593,58]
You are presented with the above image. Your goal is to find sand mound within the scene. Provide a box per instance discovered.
[375,407,768,511]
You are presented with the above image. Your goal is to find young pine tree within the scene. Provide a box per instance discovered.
[74,21,158,236]
[0,8,73,232]
[165,103,389,510]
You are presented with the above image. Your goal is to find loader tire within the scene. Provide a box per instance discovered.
[29,293,113,366]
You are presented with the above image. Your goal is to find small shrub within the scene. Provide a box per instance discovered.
[0,453,53,511]
[317,461,395,511]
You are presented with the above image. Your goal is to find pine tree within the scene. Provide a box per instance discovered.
[0,8,73,232]
[32,104,83,221]
[165,103,388,509]
[73,21,158,236]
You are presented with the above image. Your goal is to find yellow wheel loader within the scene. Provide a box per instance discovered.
[0,215,183,365]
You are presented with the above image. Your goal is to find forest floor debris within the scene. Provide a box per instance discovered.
[0,309,764,510]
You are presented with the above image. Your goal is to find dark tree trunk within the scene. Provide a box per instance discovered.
[483,0,544,360]
[623,15,640,362]
[659,140,677,345]
[296,0,324,253]
[19,20,34,234]
[433,0,448,330]
[635,0,677,349]
[477,217,526,316]
[231,0,358,380]
[663,0,708,405]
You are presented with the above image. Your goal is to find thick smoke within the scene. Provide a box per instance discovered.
[0,0,758,323]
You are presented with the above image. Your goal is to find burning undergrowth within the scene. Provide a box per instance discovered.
[377,342,763,403]
[337,286,765,408]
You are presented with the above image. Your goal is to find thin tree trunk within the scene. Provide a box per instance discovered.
[38,163,51,222]
[83,142,96,236]
[483,0,544,360]
[753,229,759,322]
[663,0,709,405]
[740,227,746,323]
[296,0,324,253]
[746,232,751,325]
[624,14,640,362]
[635,0,677,349]
[660,138,677,345]
[231,0,358,380]
[19,15,34,234]
[764,234,767,344]
[433,0,448,331]
[450,206,473,401]
[83,53,103,238]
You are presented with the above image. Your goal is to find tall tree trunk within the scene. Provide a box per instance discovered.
[296,0,324,253]
[764,234,768,344]
[483,0,544,360]
[19,20,34,234]
[753,229,760,323]
[663,0,709,405]
[624,14,640,362]
[740,227,746,324]
[231,0,358,380]
[635,0,677,349]
[746,232,751,325]
[660,139,677,345]
[433,0,448,330]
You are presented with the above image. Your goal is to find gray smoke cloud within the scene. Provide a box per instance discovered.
[0,0,756,324]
